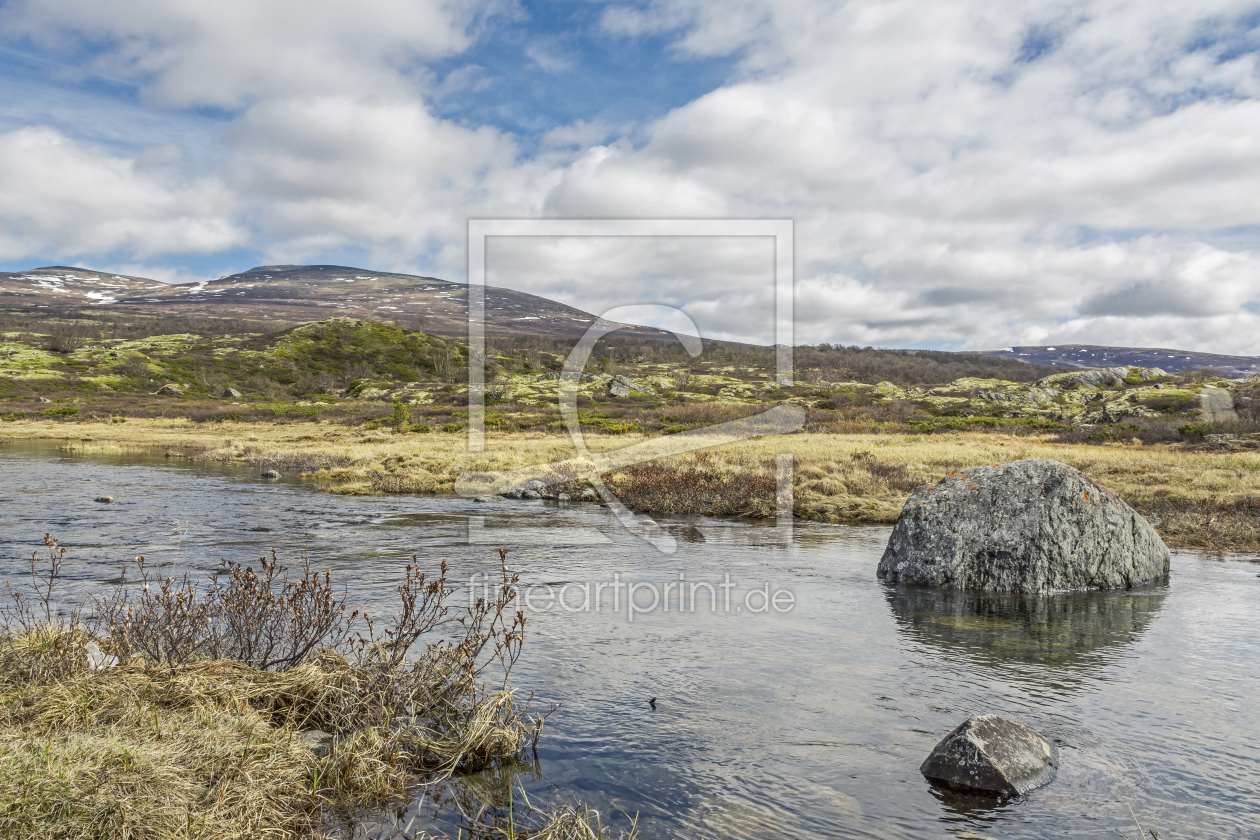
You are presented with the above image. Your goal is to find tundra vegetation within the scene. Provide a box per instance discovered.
[0,536,636,839]
[2,308,1259,549]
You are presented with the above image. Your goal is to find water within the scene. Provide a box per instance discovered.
[2,439,1258,839]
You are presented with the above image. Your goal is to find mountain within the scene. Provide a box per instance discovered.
[0,266,171,306]
[0,264,676,341]
[979,344,1260,378]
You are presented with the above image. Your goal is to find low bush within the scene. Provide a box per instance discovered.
[603,453,777,516]
[0,538,635,839]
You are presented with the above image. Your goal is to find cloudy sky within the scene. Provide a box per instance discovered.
[1,0,1259,351]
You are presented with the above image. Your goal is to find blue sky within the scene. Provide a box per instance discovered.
[0,0,1259,353]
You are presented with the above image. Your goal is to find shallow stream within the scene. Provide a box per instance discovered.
[1,439,1257,839]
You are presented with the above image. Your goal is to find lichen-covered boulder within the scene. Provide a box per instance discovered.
[921,714,1058,796]
[877,459,1169,592]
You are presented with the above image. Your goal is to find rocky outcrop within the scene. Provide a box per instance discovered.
[1038,366,1167,389]
[1200,388,1239,423]
[921,715,1058,796]
[877,459,1169,592]
[606,374,655,398]
[155,383,184,396]
[223,387,242,399]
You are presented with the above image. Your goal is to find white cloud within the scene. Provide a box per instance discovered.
[0,0,511,108]
[226,96,523,266]
[0,126,242,261]
[543,0,1260,353]
[4,0,1260,354]
[525,40,574,74]
[485,235,776,342]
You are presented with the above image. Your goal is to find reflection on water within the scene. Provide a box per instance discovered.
[885,583,1167,676]
[2,439,1259,839]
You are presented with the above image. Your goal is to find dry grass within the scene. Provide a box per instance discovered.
[0,537,637,840]
[6,419,1260,549]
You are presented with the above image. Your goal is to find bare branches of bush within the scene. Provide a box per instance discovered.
[43,321,97,353]
[95,551,359,672]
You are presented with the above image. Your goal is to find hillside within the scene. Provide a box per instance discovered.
[981,344,1260,377]
[0,264,676,342]
[1,312,1256,451]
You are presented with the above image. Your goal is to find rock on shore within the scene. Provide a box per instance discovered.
[877,458,1169,592]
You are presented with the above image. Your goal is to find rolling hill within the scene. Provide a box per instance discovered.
[980,345,1260,378]
[0,264,675,341]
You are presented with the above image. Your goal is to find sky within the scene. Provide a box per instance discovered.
[1,0,1259,352]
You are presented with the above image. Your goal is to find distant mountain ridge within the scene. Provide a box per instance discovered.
[4,265,1256,371]
[0,264,675,342]
[980,344,1260,377]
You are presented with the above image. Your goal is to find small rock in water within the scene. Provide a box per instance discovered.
[94,496,114,503]
[557,493,570,502]
[473,495,496,503]
[580,488,598,502]
[920,714,1058,796]
[521,489,541,500]
[260,470,281,479]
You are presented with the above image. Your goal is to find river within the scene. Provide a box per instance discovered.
[1,439,1257,839]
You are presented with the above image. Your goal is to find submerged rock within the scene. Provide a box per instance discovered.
[94,496,114,503]
[921,714,1058,796]
[260,470,281,479]
[877,459,1169,592]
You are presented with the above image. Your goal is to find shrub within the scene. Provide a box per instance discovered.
[442,422,462,432]
[44,321,96,353]
[1179,422,1214,439]
[604,455,776,516]
[388,400,410,430]
[0,539,598,839]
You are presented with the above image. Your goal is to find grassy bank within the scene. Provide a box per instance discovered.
[0,539,634,839]
[4,419,1259,552]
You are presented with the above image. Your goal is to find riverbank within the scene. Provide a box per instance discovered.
[0,542,628,840]
[3,418,1258,552]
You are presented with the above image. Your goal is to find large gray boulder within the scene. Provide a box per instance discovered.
[921,715,1058,796]
[1200,388,1238,423]
[877,459,1169,592]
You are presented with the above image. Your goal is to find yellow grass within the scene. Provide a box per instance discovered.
[5,419,1259,549]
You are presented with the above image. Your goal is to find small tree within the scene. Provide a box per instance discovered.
[389,400,411,430]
